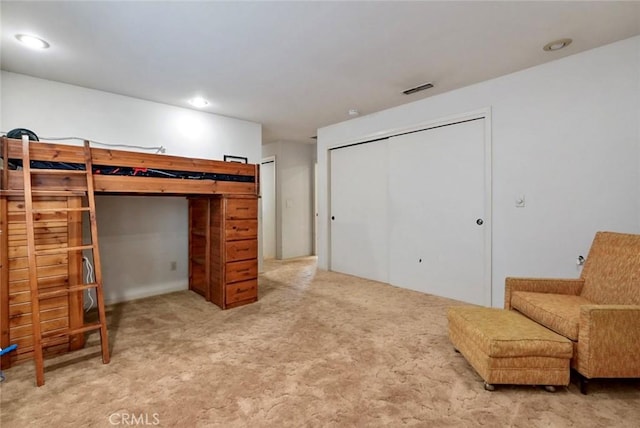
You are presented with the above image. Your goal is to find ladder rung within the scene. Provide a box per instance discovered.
[35,244,95,255]
[0,190,87,197]
[41,323,103,340]
[30,169,87,175]
[32,207,91,213]
[38,283,99,299]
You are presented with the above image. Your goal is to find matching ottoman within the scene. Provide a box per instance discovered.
[447,306,573,391]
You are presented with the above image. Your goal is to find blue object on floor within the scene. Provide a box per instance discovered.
[0,344,18,382]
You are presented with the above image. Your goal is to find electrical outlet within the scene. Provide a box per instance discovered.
[170,261,177,271]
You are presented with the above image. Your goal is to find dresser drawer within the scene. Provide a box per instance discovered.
[226,198,258,220]
[226,279,257,304]
[225,260,258,283]
[226,239,258,262]
[225,220,258,240]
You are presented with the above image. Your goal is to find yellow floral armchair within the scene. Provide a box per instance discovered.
[505,231,640,393]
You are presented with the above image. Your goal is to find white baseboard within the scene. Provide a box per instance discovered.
[103,281,189,306]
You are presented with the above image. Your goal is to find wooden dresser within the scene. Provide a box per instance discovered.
[188,195,258,309]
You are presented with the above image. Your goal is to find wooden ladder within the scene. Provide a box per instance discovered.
[21,136,110,386]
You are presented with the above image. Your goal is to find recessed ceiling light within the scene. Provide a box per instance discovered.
[188,97,209,108]
[15,34,50,50]
[543,38,572,52]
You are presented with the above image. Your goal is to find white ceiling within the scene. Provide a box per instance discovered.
[1,1,639,144]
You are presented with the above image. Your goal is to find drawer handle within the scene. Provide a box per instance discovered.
[234,228,249,232]
[236,268,250,273]
[237,207,249,210]
[235,287,251,293]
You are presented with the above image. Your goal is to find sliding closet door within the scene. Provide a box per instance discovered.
[330,140,389,283]
[388,118,489,305]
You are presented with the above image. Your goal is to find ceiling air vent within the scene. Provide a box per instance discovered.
[402,82,434,95]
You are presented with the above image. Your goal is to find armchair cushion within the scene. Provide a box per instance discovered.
[504,277,583,310]
[511,292,593,341]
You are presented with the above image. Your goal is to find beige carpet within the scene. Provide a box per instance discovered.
[1,257,639,427]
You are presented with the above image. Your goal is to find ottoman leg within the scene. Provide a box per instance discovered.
[484,382,495,391]
[544,385,556,393]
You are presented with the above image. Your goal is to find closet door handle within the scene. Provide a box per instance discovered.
[331,216,335,220]
[476,218,484,226]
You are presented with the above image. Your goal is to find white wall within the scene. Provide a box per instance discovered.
[262,141,316,259]
[317,36,640,307]
[94,196,189,303]
[2,71,262,304]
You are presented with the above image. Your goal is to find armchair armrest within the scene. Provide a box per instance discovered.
[577,305,640,378]
[504,277,584,310]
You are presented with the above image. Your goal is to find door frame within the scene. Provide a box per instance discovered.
[313,161,318,256]
[260,156,277,260]
[328,107,492,305]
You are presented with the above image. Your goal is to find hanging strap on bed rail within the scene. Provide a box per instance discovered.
[22,137,110,386]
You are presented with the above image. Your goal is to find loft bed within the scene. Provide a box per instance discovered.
[0,137,259,196]
[0,136,260,369]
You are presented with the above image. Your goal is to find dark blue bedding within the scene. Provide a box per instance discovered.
[8,160,254,183]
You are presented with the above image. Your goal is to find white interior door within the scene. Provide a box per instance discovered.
[330,140,389,282]
[388,118,488,305]
[261,159,277,259]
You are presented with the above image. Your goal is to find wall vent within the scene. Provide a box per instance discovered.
[402,82,434,95]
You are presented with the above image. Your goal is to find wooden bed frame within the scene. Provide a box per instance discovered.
[1,137,259,195]
[0,137,260,367]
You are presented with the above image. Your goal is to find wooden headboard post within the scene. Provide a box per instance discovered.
[1,137,9,191]
[0,195,7,369]
[0,137,11,367]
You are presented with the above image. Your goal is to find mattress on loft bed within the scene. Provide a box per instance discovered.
[7,160,254,183]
